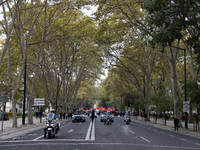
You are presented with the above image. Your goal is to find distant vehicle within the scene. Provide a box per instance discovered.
[104,115,111,125]
[72,111,85,122]
[100,111,106,122]
[149,111,156,115]
[105,111,114,123]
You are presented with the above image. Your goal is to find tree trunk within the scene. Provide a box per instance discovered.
[28,96,33,124]
[11,91,17,128]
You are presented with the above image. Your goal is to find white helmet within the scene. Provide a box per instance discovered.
[50,109,55,112]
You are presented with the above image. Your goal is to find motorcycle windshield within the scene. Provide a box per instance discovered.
[46,113,55,120]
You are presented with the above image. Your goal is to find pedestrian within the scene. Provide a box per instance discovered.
[42,112,45,118]
[36,112,38,119]
[59,112,62,120]
[63,112,66,120]
[182,113,185,122]
[159,113,162,122]
[174,117,179,131]
[144,113,147,123]
[91,110,95,123]
[70,112,72,120]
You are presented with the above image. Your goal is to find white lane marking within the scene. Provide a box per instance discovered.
[129,130,135,134]
[85,121,92,140]
[117,124,120,126]
[169,135,175,137]
[91,120,95,141]
[140,136,150,143]
[195,143,200,146]
[1,143,200,149]
[68,129,74,133]
[32,135,44,141]
[3,139,86,143]
[160,132,165,134]
[181,138,188,141]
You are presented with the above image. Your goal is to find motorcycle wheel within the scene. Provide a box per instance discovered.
[48,130,51,139]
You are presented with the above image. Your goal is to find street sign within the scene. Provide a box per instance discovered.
[183,101,189,112]
[0,97,8,102]
[33,98,45,106]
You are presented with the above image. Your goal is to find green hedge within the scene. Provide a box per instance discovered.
[5,112,28,118]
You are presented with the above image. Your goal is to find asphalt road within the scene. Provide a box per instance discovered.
[1,116,200,150]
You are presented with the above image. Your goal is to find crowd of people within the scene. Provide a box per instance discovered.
[35,111,73,120]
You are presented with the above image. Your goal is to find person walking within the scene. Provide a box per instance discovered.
[144,113,147,123]
[91,110,95,123]
[59,112,62,120]
[65,112,68,120]
[70,112,72,120]
[63,112,66,120]
[174,117,179,131]
[159,113,162,122]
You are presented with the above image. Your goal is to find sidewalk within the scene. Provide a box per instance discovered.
[131,116,200,139]
[0,117,47,140]
[0,116,71,140]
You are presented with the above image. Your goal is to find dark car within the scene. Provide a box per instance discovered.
[72,111,86,122]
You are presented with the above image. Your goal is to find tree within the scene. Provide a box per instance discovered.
[142,0,200,122]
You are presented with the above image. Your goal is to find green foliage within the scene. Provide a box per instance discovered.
[182,80,200,105]
[98,97,109,108]
[134,99,144,112]
[143,0,200,47]
[150,89,172,112]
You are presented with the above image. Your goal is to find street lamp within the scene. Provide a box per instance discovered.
[22,40,50,125]
[162,45,187,128]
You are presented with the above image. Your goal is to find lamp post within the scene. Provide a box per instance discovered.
[22,40,50,125]
[162,45,187,128]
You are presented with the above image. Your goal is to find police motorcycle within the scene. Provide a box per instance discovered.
[104,113,111,125]
[44,111,60,139]
[124,113,131,124]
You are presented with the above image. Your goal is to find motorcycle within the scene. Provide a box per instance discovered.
[124,116,131,124]
[104,115,111,125]
[44,113,60,139]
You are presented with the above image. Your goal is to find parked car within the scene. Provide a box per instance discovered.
[72,111,85,122]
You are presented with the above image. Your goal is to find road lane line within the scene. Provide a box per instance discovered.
[68,129,74,133]
[85,121,92,140]
[1,143,200,149]
[91,120,95,141]
[169,135,175,137]
[32,135,44,141]
[181,138,188,141]
[160,132,165,134]
[195,143,200,146]
[129,130,135,134]
[140,136,150,143]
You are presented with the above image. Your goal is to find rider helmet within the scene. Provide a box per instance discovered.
[50,109,55,113]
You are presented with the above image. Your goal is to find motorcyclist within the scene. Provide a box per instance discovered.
[124,111,131,121]
[47,109,59,129]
